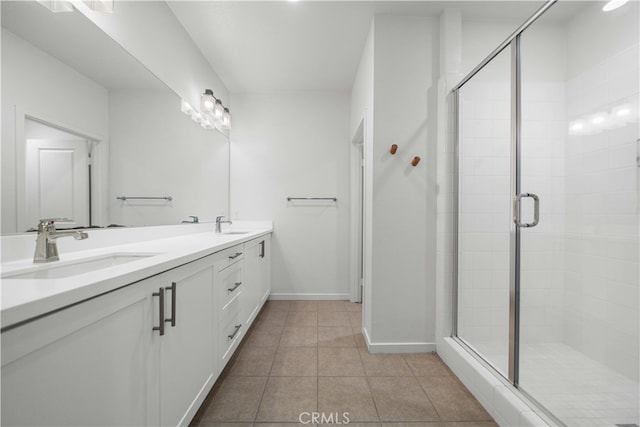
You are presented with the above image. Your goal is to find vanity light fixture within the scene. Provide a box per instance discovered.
[221,108,231,130]
[602,0,629,11]
[201,89,216,113]
[183,91,232,131]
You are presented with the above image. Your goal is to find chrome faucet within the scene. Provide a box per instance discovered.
[215,215,232,233]
[182,215,199,224]
[33,218,89,263]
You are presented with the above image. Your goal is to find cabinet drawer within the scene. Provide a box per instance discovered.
[216,245,245,270]
[219,262,243,310]
[219,306,243,367]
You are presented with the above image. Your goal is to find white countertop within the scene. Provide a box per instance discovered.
[1,224,272,329]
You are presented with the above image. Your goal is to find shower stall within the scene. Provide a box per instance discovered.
[451,1,639,426]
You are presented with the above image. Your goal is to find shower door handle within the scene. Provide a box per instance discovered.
[514,193,539,228]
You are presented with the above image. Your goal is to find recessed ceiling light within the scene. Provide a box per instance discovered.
[603,0,629,12]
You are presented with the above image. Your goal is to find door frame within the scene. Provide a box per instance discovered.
[449,0,557,387]
[349,117,365,303]
[14,106,106,232]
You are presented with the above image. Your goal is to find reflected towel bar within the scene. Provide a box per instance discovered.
[117,196,173,201]
[287,197,337,202]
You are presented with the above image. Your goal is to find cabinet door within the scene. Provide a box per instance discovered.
[259,236,272,304]
[242,239,261,326]
[158,256,215,427]
[1,278,159,427]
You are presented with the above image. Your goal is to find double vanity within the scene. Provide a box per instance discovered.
[1,222,272,426]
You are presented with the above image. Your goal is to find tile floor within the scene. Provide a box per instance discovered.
[191,300,497,427]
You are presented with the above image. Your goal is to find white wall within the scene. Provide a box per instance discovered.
[230,93,351,299]
[72,0,229,112]
[108,89,229,227]
[1,29,108,233]
[366,15,438,349]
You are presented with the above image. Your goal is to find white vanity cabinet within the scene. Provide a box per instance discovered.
[1,276,159,427]
[242,235,272,327]
[156,255,216,427]
[1,232,272,427]
[215,245,245,371]
[1,254,217,427]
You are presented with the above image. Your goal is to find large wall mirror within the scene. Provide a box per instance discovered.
[1,1,230,235]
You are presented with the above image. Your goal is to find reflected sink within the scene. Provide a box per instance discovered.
[3,253,160,280]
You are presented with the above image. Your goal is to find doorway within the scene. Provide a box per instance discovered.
[350,119,365,303]
[21,118,96,231]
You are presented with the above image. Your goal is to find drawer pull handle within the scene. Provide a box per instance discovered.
[152,288,165,336]
[228,282,242,292]
[165,282,176,327]
[259,240,265,258]
[228,324,242,340]
[229,252,243,260]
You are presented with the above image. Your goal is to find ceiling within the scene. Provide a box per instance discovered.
[168,1,583,94]
[1,1,166,90]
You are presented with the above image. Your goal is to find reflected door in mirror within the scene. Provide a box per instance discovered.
[25,139,89,230]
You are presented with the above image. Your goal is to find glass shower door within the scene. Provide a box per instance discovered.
[518,2,640,426]
[456,47,512,378]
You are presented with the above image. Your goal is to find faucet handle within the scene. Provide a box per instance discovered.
[37,218,74,230]
[39,218,74,225]
[189,216,199,223]
[215,215,225,222]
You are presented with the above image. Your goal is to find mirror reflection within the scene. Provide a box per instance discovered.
[1,1,230,234]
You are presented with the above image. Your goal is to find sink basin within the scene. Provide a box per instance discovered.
[3,253,160,280]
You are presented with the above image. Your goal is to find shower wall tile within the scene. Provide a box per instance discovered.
[563,41,639,382]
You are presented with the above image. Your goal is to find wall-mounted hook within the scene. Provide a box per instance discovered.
[389,144,398,155]
[411,156,421,167]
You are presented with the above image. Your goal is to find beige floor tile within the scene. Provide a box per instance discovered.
[289,301,319,312]
[318,311,350,327]
[244,324,284,347]
[345,302,363,312]
[199,376,268,422]
[404,353,452,377]
[354,330,367,347]
[193,422,253,427]
[348,311,363,329]
[439,422,498,427]
[417,376,492,422]
[318,347,365,376]
[318,377,379,422]
[280,327,318,347]
[318,326,357,347]
[263,300,292,312]
[256,377,318,422]
[358,348,413,376]
[259,310,290,326]
[270,347,318,376]
[368,377,439,422]
[286,311,318,327]
[317,300,347,312]
[228,346,277,376]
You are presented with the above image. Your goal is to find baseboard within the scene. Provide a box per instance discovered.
[363,326,437,354]
[268,293,350,301]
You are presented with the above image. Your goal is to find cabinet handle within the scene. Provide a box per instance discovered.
[165,282,176,327]
[228,324,242,340]
[152,288,165,336]
[228,282,242,293]
[229,252,243,260]
[259,240,265,258]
